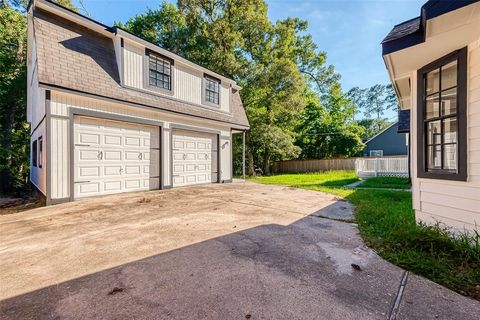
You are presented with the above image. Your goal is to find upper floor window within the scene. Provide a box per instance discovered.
[204,75,220,105]
[417,47,467,181]
[148,51,172,91]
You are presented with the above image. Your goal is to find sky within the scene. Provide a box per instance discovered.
[72,0,425,119]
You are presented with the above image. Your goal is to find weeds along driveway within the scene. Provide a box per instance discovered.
[0,182,478,320]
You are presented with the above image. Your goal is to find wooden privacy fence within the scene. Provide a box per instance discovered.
[272,158,357,174]
[355,157,409,178]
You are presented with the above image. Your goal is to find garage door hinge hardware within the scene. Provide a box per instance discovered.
[75,144,91,147]
[74,181,91,184]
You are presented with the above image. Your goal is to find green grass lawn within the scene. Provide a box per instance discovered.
[249,170,359,197]
[359,176,411,189]
[250,171,480,300]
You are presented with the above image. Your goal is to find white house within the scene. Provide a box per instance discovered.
[382,0,480,231]
[27,0,249,205]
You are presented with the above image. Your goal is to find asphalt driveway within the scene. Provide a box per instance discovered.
[0,182,478,319]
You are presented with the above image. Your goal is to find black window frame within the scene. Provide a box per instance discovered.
[146,49,173,93]
[203,74,221,106]
[416,47,468,181]
[38,136,43,168]
[32,139,38,168]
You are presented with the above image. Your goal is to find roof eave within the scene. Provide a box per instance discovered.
[382,29,424,56]
[381,0,479,56]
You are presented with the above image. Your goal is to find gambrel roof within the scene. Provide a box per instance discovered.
[32,4,249,128]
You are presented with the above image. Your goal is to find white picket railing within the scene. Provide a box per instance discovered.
[355,157,409,178]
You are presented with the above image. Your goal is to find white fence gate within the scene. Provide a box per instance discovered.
[355,157,409,178]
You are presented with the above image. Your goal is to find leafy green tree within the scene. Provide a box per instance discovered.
[0,3,28,193]
[0,0,76,193]
[347,83,398,132]
[296,84,364,159]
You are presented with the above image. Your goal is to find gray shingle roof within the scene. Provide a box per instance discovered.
[33,9,249,128]
[382,17,421,44]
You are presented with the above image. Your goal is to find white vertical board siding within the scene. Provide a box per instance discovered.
[30,119,46,194]
[123,42,144,89]
[49,91,233,197]
[122,41,231,112]
[174,64,202,105]
[220,84,230,113]
[163,128,171,187]
[220,132,232,181]
[412,39,480,232]
[49,117,69,199]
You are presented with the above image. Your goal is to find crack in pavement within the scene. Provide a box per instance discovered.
[387,271,409,320]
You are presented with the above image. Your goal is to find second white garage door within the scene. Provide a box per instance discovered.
[74,116,160,198]
[172,130,218,187]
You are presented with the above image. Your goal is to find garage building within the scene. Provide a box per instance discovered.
[27,0,250,204]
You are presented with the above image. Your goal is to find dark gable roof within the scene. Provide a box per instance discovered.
[33,8,249,128]
[382,17,421,44]
[382,0,479,55]
[397,110,410,133]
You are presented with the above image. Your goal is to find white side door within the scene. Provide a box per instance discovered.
[172,130,217,187]
[74,116,160,198]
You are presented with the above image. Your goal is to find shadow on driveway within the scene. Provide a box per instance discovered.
[0,184,478,319]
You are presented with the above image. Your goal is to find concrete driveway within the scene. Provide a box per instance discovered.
[0,182,478,319]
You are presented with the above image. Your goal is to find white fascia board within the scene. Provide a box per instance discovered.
[116,29,241,90]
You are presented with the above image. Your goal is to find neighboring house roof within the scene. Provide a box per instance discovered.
[32,5,249,128]
[364,122,398,145]
[381,0,479,55]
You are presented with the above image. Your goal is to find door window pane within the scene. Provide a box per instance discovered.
[427,120,441,145]
[441,60,457,89]
[426,93,440,119]
[443,118,457,144]
[441,87,457,116]
[427,145,442,170]
[426,69,440,95]
[443,144,457,171]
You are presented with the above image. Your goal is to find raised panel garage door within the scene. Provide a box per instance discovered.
[172,130,218,187]
[74,116,160,198]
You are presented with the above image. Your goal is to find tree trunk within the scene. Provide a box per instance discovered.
[263,148,270,175]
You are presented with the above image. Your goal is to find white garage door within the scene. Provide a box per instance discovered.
[74,116,160,198]
[172,130,218,187]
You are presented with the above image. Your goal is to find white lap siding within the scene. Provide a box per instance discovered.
[412,39,480,232]
[47,91,233,201]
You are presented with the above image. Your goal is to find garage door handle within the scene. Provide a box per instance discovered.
[183,154,187,160]
[97,151,103,160]
[138,153,143,160]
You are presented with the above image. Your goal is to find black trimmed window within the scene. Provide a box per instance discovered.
[417,47,467,181]
[148,52,172,90]
[32,140,38,167]
[204,75,220,105]
[38,136,43,168]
